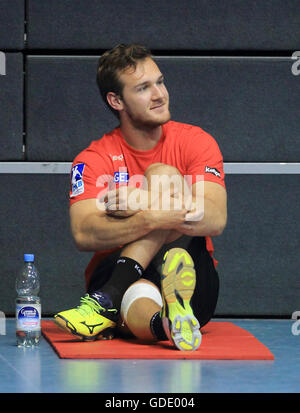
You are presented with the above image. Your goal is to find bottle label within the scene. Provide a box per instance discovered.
[16,304,41,331]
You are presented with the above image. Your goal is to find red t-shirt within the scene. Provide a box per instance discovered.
[69,121,225,287]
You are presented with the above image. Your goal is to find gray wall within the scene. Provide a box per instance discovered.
[0,0,299,316]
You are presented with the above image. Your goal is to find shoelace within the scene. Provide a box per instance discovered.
[75,295,117,316]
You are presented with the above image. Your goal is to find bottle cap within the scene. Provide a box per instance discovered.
[24,254,34,262]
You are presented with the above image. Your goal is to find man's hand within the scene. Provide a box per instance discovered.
[175,181,227,237]
[100,186,149,217]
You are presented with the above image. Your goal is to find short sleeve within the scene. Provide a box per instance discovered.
[184,128,225,188]
[69,149,113,206]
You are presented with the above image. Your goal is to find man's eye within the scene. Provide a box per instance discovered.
[138,85,147,92]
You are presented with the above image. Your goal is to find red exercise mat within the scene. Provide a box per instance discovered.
[42,320,274,360]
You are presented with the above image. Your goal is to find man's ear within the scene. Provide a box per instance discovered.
[106,92,123,112]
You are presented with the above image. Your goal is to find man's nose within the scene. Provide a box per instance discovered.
[151,84,164,99]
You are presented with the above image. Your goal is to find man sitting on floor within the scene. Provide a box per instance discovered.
[54,44,227,351]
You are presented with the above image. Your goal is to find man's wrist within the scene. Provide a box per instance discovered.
[138,209,157,232]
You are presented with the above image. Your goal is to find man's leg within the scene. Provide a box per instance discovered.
[114,163,199,345]
[120,237,219,351]
[120,245,201,351]
[118,162,188,268]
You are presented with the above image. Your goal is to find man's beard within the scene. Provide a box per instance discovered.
[125,106,171,130]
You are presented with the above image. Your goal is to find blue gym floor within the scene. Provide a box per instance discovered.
[0,318,299,394]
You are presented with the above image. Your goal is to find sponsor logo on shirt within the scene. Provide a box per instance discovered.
[70,163,85,197]
[110,154,124,161]
[205,166,221,178]
[113,171,129,183]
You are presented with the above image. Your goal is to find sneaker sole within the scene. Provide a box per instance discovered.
[161,248,201,351]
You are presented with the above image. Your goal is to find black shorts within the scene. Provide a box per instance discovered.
[88,236,219,328]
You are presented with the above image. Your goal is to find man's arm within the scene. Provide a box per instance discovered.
[70,199,149,251]
[177,181,227,237]
[70,197,188,251]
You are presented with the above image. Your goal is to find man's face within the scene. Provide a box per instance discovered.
[118,57,170,128]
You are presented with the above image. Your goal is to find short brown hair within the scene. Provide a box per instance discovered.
[96,44,152,116]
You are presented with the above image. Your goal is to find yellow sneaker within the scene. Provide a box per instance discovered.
[161,248,201,351]
[54,293,118,341]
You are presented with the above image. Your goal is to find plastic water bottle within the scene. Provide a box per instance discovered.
[16,254,41,347]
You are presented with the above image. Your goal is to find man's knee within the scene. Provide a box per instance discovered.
[144,163,186,197]
[120,279,162,340]
[120,279,162,323]
[144,162,182,179]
